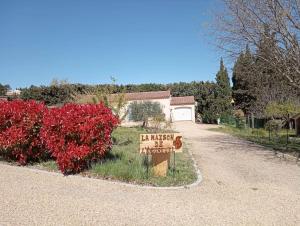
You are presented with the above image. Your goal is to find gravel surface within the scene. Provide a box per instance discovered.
[0,122,299,226]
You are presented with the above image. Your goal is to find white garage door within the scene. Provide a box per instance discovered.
[173,107,192,121]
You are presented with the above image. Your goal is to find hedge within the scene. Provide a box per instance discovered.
[0,100,47,164]
[0,100,119,174]
[41,103,119,174]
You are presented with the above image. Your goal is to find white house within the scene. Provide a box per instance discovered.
[110,90,196,123]
[6,89,21,96]
[170,96,196,122]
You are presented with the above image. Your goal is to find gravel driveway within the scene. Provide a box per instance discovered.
[0,122,299,226]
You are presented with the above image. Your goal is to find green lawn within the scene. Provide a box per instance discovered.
[36,126,197,187]
[210,125,300,155]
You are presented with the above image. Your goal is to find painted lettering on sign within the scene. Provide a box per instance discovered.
[141,134,174,142]
[139,133,183,154]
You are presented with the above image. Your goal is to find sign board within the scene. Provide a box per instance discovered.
[139,133,183,154]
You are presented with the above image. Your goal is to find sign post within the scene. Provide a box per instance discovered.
[140,133,182,177]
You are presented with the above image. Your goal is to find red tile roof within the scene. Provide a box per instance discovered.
[171,96,195,105]
[78,91,196,105]
[110,90,171,101]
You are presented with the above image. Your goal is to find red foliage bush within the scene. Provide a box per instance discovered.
[0,100,47,164]
[41,103,119,174]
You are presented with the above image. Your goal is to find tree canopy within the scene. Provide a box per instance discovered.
[213,0,300,88]
[0,83,11,96]
[232,34,300,118]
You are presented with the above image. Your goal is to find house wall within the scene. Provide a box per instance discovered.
[119,97,196,126]
[170,104,195,122]
[121,98,171,125]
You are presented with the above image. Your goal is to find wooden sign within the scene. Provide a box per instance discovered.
[140,133,182,177]
[140,133,183,177]
[139,133,183,154]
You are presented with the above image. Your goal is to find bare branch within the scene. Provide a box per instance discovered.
[212,0,300,88]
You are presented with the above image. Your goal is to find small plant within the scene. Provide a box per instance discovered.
[0,100,47,164]
[41,103,119,174]
[265,101,300,146]
[147,114,168,132]
[265,120,283,137]
[233,109,245,129]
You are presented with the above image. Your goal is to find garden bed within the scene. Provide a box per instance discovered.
[17,127,197,187]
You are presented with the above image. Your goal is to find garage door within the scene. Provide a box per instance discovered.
[173,107,192,121]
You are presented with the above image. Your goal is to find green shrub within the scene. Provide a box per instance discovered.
[202,111,217,124]
[265,120,283,136]
[220,114,236,125]
[251,128,268,137]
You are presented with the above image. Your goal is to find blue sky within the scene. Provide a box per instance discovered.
[0,0,224,89]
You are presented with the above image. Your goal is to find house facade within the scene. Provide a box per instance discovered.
[6,89,21,96]
[111,90,196,124]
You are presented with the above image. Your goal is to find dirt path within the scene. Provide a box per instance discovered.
[0,122,299,225]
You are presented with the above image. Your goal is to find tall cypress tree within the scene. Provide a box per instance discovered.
[215,58,232,119]
[216,58,231,90]
[251,27,298,117]
[232,26,300,120]
[232,46,256,114]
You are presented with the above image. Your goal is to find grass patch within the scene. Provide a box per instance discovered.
[210,125,300,155]
[37,160,58,171]
[35,127,197,187]
[88,127,197,186]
